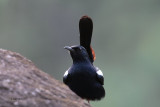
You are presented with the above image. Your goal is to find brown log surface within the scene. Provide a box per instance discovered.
[0,49,91,107]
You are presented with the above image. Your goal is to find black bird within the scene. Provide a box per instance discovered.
[63,16,105,101]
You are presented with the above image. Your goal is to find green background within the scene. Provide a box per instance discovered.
[0,0,160,107]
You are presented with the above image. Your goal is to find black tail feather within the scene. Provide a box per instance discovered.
[79,16,94,62]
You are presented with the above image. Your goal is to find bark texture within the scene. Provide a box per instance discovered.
[0,49,91,107]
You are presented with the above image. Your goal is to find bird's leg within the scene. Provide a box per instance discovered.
[87,99,90,104]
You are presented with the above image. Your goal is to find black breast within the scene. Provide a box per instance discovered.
[66,63,105,100]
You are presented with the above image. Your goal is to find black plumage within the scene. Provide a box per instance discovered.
[63,16,105,101]
[79,16,94,63]
[63,46,105,100]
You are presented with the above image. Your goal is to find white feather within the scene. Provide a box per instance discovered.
[64,70,69,77]
[97,69,103,76]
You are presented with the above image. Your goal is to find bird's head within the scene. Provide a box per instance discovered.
[64,45,90,63]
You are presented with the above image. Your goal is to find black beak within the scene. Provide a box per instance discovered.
[64,46,74,51]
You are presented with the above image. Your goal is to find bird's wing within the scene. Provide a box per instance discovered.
[95,67,104,85]
[63,68,70,84]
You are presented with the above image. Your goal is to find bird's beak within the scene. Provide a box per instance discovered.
[64,46,73,51]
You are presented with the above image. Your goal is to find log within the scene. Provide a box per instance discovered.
[0,49,91,107]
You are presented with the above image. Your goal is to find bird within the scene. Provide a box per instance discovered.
[63,16,105,101]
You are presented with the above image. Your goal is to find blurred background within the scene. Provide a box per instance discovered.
[0,0,160,107]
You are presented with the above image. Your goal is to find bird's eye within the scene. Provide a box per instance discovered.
[73,47,82,52]
[75,48,80,51]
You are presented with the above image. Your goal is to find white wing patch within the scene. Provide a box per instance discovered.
[64,70,69,77]
[96,69,103,76]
